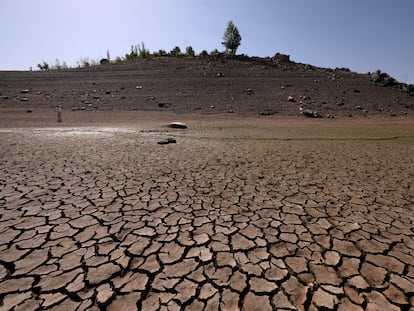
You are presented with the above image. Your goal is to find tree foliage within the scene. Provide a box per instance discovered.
[170,46,182,57]
[185,46,195,57]
[222,20,241,55]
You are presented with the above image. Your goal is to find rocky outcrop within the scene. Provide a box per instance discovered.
[371,70,414,95]
[272,53,291,64]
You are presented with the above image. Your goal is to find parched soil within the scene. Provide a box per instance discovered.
[0,58,414,310]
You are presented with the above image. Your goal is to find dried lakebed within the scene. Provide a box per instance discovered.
[0,121,413,310]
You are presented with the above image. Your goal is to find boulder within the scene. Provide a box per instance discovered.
[167,122,187,129]
[158,137,177,145]
[273,53,291,64]
[303,109,321,118]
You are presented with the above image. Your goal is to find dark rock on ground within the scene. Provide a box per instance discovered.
[303,109,321,118]
[167,122,187,129]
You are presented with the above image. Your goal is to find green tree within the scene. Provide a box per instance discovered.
[138,42,150,58]
[154,49,167,57]
[125,45,138,60]
[199,50,209,58]
[185,46,195,57]
[170,46,182,57]
[222,20,241,56]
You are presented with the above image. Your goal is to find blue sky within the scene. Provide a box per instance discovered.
[1,0,413,83]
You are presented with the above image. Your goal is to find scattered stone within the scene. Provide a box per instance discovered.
[227,109,235,113]
[244,88,254,95]
[273,52,291,64]
[158,137,177,145]
[26,109,33,113]
[287,95,295,102]
[303,109,321,118]
[136,85,143,89]
[20,97,28,101]
[21,89,30,94]
[259,110,277,116]
[167,122,187,129]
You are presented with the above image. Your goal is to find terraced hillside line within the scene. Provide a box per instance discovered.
[0,123,413,310]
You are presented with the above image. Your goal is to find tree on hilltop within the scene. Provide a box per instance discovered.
[222,20,241,56]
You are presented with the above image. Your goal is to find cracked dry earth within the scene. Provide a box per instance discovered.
[0,119,413,310]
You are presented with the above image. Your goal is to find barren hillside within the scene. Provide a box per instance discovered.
[1,56,413,117]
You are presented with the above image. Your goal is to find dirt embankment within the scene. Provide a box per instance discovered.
[1,56,413,119]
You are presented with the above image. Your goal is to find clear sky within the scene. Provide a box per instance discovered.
[1,0,413,83]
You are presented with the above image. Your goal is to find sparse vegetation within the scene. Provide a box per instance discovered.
[51,58,68,70]
[37,61,49,71]
[170,46,182,57]
[125,45,138,60]
[153,49,168,57]
[106,50,111,62]
[185,46,195,57]
[125,42,150,60]
[199,50,209,58]
[77,57,91,68]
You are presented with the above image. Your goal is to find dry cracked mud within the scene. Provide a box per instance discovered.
[0,115,413,310]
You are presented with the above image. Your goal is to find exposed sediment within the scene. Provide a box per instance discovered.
[0,120,413,310]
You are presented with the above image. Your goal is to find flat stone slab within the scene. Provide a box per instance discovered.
[166,122,187,129]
